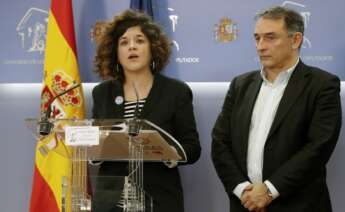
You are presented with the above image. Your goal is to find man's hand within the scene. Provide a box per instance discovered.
[241,184,253,203]
[240,183,272,211]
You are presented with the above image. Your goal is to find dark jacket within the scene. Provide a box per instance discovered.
[92,73,201,212]
[212,61,342,212]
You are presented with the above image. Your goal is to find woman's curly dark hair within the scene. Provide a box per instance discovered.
[94,10,172,81]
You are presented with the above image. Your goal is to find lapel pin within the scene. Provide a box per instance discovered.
[114,96,124,105]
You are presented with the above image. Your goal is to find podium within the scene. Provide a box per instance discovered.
[26,118,187,212]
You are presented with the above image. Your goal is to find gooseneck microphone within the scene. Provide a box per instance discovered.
[39,83,81,136]
[127,83,141,137]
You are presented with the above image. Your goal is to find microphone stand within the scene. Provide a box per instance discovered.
[119,83,146,211]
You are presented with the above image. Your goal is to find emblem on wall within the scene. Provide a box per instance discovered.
[90,20,107,45]
[214,17,238,43]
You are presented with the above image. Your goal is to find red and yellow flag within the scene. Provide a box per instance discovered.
[29,0,85,211]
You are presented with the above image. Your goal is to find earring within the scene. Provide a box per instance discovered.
[116,63,120,73]
[151,60,156,71]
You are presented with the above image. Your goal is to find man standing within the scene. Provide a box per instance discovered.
[211,6,342,212]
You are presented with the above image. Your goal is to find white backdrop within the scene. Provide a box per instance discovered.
[0,83,343,212]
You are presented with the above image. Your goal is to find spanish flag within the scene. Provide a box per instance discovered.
[29,0,85,211]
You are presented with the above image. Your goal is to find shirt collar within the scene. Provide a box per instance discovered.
[260,58,299,86]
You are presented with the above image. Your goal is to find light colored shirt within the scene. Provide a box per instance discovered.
[233,59,299,199]
[123,99,146,119]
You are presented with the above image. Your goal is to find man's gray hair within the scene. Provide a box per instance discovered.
[255,6,304,36]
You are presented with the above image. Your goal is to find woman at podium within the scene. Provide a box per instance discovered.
[91,9,201,212]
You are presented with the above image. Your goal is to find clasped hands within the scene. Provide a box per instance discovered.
[240,183,272,212]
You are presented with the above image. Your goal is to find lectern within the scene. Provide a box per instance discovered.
[26,118,186,212]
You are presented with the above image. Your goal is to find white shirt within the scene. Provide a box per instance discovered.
[233,59,299,199]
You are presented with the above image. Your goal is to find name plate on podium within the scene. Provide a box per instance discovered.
[65,126,100,146]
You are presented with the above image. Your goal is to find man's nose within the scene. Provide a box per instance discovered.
[256,38,267,51]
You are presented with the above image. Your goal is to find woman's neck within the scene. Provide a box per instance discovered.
[123,70,154,101]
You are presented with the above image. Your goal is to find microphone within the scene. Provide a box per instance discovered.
[39,83,81,136]
[127,83,141,137]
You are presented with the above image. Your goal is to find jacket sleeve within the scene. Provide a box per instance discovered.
[91,84,100,119]
[211,78,249,195]
[173,82,201,165]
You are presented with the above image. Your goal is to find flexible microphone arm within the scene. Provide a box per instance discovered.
[133,83,140,119]
[39,83,81,136]
[127,83,141,137]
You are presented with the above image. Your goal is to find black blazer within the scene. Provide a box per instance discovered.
[92,73,201,212]
[212,61,342,212]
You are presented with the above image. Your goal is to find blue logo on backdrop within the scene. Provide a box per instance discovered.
[281,1,333,63]
[1,6,48,83]
[168,7,200,64]
[16,7,48,54]
[168,7,180,52]
[282,1,312,49]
